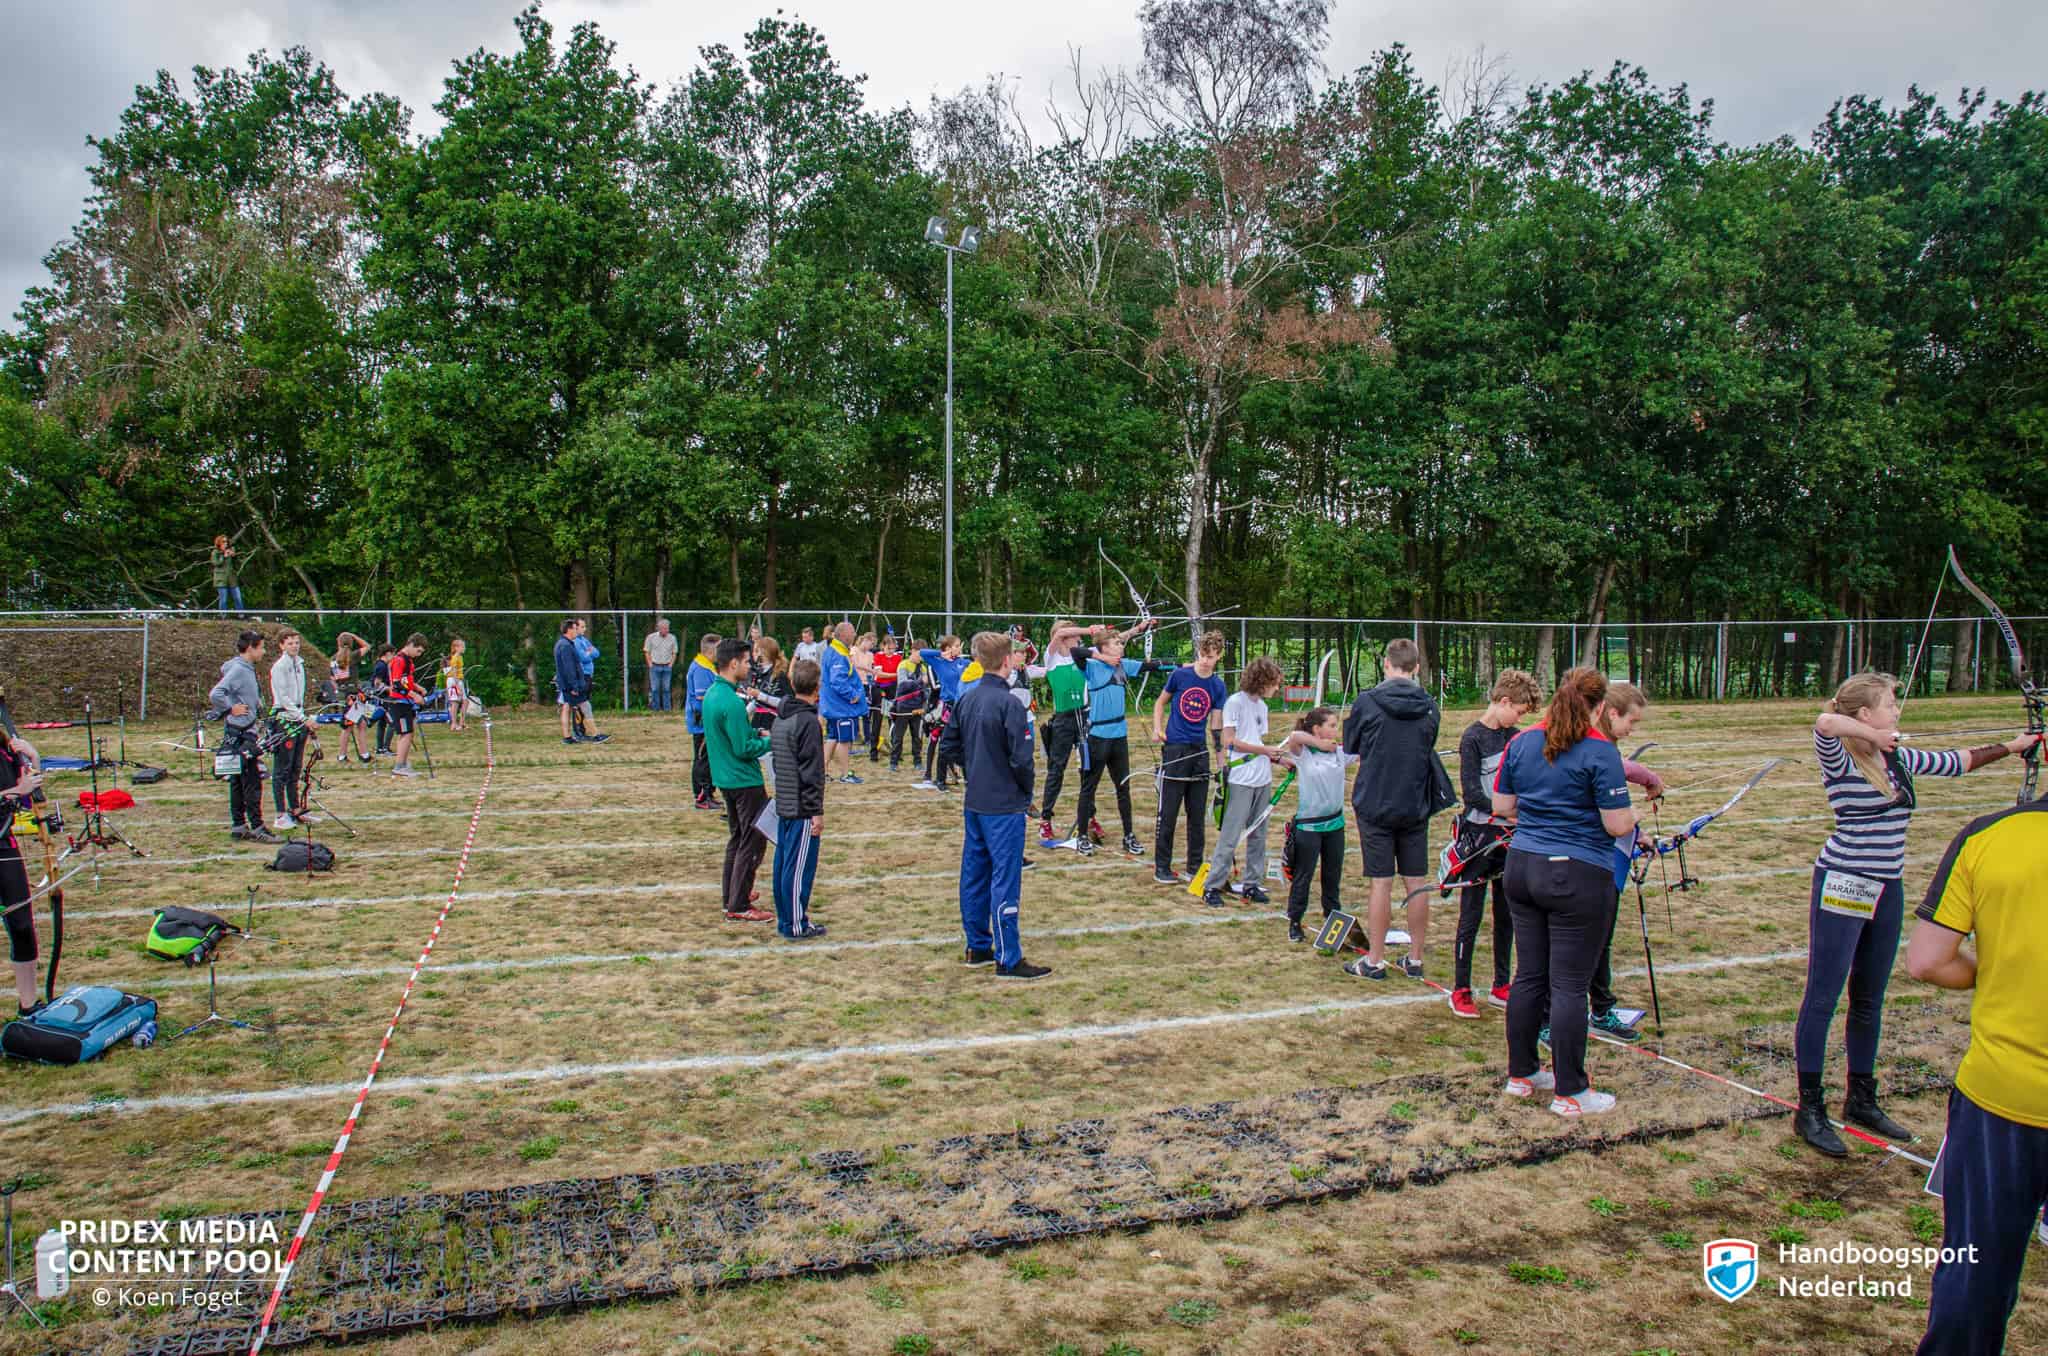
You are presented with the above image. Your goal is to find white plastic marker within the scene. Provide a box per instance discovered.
[247,720,495,1356]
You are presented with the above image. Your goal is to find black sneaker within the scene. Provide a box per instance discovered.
[787,924,829,939]
[1288,922,1307,943]
[1202,889,1227,909]
[1122,834,1144,857]
[1243,884,1271,905]
[1153,869,1182,886]
[963,947,996,967]
[1074,839,1095,857]
[563,737,577,746]
[16,999,48,1020]
[1344,956,1388,980]
[996,960,1052,980]
[1020,857,1036,871]
[588,733,611,744]
[1401,956,1424,979]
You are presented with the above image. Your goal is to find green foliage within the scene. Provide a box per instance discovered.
[4,15,2042,640]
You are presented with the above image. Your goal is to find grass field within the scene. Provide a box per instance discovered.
[3,695,2043,1355]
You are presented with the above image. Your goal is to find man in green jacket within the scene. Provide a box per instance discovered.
[706,636,773,922]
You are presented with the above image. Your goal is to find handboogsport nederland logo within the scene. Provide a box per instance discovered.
[1704,1238,1760,1302]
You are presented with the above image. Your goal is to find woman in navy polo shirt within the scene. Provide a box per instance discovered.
[1491,668,1642,1117]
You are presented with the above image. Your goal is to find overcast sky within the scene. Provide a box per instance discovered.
[4,0,2042,327]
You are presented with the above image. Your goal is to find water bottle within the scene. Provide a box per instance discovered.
[132,1020,157,1049]
[36,1227,68,1299]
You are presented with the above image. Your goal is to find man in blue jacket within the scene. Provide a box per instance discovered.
[553,620,589,746]
[685,632,722,810]
[818,621,870,786]
[938,632,1048,979]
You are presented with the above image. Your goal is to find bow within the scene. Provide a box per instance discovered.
[29,792,63,1006]
[1944,548,2044,805]
[1097,540,1156,705]
[1630,758,1787,890]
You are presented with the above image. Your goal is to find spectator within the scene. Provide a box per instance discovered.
[644,618,680,711]
[938,631,1048,979]
[705,637,774,923]
[210,535,244,614]
[686,633,721,809]
[768,657,829,939]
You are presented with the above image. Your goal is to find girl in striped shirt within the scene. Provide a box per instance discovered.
[1793,671,2034,1158]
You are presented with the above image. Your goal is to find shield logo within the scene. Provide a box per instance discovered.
[1703,1238,1759,1302]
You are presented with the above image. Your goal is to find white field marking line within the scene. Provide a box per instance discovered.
[64,861,1137,922]
[246,742,498,1356]
[97,792,2010,876]
[0,948,1806,1129]
[151,910,1284,989]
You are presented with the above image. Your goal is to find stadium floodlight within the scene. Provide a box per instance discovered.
[921,218,987,633]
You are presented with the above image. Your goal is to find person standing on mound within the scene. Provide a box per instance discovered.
[940,632,1047,979]
[705,637,773,923]
[1491,667,1643,1119]
[1791,671,2035,1157]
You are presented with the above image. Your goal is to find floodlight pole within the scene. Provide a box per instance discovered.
[944,245,955,636]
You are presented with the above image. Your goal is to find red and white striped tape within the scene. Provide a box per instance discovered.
[247,722,495,1355]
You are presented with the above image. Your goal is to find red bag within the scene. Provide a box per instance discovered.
[76,789,136,811]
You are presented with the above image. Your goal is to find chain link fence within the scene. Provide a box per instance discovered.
[0,607,2039,718]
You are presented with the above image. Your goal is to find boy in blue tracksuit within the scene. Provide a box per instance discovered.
[818,621,870,785]
[917,635,972,791]
[938,632,1048,979]
[685,632,722,810]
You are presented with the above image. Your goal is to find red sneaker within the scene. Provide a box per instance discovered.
[1088,819,1106,845]
[1488,983,1511,1009]
[724,909,773,923]
[1448,988,1481,1019]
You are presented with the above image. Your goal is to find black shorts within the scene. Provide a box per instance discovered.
[1357,819,1428,878]
[387,700,418,736]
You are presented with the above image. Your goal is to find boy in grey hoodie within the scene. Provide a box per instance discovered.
[209,629,278,843]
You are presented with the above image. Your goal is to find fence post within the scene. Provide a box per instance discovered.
[1846,620,1855,678]
[139,617,150,720]
[619,610,629,711]
[1715,623,1727,701]
[384,610,393,645]
[1239,617,1247,664]
[1570,624,1578,671]
[1973,619,1981,691]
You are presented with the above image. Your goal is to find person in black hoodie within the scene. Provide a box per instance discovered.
[1342,637,1443,980]
[768,658,828,939]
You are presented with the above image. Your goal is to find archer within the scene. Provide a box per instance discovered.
[0,726,54,1015]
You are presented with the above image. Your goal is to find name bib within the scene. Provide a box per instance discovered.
[1819,869,1884,921]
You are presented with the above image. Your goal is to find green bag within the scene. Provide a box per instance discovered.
[146,906,232,966]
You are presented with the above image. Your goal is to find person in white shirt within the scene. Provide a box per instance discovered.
[643,618,681,711]
[268,629,309,830]
[1202,657,1291,907]
[793,627,824,666]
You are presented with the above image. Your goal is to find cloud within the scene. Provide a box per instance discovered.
[5,0,2043,325]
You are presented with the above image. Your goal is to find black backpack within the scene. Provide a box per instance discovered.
[268,840,337,873]
[130,765,169,784]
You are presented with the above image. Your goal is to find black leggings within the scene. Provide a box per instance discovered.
[271,730,307,819]
[227,748,264,829]
[1286,823,1344,923]
[1,844,34,962]
[1075,735,1133,836]
[1040,711,1082,820]
[1504,849,1613,1097]
[1152,742,1210,875]
[888,713,923,768]
[925,703,954,786]
[691,733,713,799]
[1453,875,1513,992]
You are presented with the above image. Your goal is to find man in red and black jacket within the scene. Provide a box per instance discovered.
[384,632,430,778]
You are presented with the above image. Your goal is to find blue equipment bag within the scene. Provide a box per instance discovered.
[1,985,156,1064]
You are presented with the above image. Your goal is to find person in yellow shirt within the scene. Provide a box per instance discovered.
[1905,790,2048,1356]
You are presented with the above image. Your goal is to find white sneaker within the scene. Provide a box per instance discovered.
[1551,1089,1617,1118]
[391,764,419,778]
[2037,1215,2047,1248]
[1504,1072,1556,1098]
[275,814,297,830]
[911,779,937,790]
